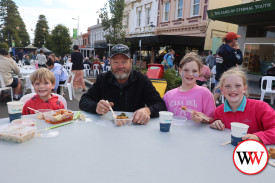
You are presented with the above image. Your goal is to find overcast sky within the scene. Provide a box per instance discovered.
[13,0,108,41]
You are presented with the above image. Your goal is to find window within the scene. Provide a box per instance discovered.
[137,10,142,27]
[164,2,169,21]
[177,0,183,18]
[191,0,200,16]
[146,7,151,25]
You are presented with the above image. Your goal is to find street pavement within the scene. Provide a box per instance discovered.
[0,74,274,119]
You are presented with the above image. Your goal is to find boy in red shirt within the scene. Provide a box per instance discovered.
[22,68,64,115]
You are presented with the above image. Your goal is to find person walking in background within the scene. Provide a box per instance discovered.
[71,45,85,91]
[206,51,215,69]
[36,49,47,68]
[214,32,243,103]
[163,49,175,70]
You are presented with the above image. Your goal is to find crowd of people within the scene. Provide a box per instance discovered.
[1,31,275,145]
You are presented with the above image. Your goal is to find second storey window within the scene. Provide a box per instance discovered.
[177,0,183,18]
[164,2,169,22]
[191,0,200,16]
[137,10,142,27]
[146,7,151,25]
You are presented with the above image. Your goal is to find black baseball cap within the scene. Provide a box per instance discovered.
[110,44,131,59]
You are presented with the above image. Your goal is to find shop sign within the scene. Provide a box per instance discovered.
[208,0,275,19]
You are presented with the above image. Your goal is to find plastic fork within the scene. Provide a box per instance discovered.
[106,100,117,118]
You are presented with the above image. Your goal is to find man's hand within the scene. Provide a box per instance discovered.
[210,120,225,130]
[96,100,114,115]
[132,107,151,125]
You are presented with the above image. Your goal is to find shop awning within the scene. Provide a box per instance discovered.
[207,0,275,25]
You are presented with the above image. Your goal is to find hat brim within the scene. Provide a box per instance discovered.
[110,53,131,59]
[236,35,241,38]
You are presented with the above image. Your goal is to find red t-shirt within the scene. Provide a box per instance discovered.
[22,94,65,115]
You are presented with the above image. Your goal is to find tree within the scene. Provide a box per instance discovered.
[0,0,30,47]
[34,15,49,48]
[47,24,72,56]
[0,42,9,50]
[98,0,126,44]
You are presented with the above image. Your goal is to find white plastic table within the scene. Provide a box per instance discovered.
[20,68,36,76]
[0,111,274,183]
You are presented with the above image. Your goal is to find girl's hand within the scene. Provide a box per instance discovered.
[242,134,262,143]
[210,120,225,130]
[191,111,208,123]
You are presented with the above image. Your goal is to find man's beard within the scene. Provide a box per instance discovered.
[111,68,131,80]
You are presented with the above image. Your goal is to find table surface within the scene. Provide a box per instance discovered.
[0,111,274,183]
[20,68,36,75]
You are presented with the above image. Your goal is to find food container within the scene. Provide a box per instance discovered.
[35,109,53,120]
[44,109,74,124]
[0,125,37,143]
[11,118,37,126]
[113,112,133,126]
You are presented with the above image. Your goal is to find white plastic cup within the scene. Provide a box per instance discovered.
[230,122,249,146]
[7,101,24,122]
[159,111,173,132]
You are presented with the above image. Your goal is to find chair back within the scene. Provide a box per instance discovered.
[106,66,111,71]
[84,64,90,70]
[261,76,275,92]
[65,72,75,85]
[93,64,99,70]
[20,93,67,109]
[0,73,7,88]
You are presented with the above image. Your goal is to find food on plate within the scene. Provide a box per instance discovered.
[79,114,86,121]
[0,125,37,143]
[44,109,74,124]
[181,106,187,110]
[269,148,275,159]
[114,113,132,126]
[116,113,129,119]
[11,118,36,126]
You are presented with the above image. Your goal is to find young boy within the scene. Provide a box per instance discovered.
[22,68,65,115]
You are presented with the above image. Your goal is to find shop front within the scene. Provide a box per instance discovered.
[208,0,275,75]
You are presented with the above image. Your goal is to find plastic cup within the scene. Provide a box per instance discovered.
[172,116,187,126]
[7,101,24,122]
[159,111,173,132]
[230,122,249,146]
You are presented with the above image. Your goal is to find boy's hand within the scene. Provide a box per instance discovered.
[210,120,225,130]
[96,100,114,115]
[242,134,262,143]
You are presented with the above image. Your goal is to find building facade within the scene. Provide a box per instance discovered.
[205,0,241,53]
[124,0,158,63]
[88,23,109,59]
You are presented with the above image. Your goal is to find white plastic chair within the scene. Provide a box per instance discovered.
[20,93,67,109]
[64,63,72,74]
[60,72,75,100]
[0,73,13,101]
[17,60,23,68]
[22,75,35,94]
[93,64,100,76]
[84,64,90,77]
[106,66,111,71]
[23,65,33,70]
[260,76,275,104]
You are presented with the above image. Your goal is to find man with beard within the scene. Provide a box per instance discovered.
[79,44,166,124]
